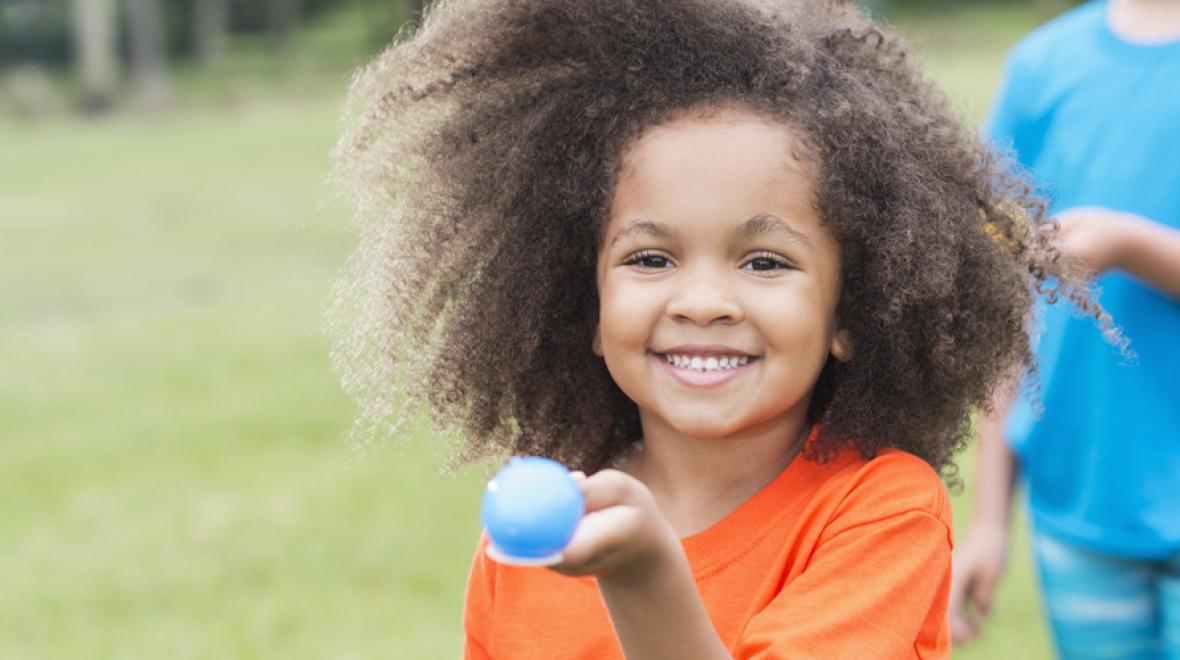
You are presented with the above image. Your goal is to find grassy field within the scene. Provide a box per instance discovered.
[1,5,1057,658]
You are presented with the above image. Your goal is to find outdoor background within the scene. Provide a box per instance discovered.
[1,0,1074,657]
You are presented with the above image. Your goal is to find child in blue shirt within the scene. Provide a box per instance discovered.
[949,0,1180,657]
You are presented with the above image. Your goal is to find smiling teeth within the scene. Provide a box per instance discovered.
[666,354,751,370]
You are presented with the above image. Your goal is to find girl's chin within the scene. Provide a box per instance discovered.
[640,403,803,441]
[654,412,751,439]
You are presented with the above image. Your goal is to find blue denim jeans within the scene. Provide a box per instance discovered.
[1032,529,1180,659]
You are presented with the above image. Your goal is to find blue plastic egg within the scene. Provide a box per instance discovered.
[480,457,584,565]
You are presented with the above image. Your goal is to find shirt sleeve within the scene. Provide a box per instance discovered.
[732,460,953,659]
[462,533,496,660]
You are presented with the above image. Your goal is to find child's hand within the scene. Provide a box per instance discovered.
[1054,206,1143,276]
[549,469,680,583]
[1056,206,1180,298]
[948,521,1009,644]
[550,470,731,659]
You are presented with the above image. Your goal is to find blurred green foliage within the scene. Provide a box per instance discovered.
[0,0,421,65]
[0,0,1080,68]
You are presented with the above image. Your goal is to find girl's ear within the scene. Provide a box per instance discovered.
[592,324,603,357]
[830,328,853,362]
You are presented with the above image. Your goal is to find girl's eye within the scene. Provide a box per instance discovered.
[742,253,793,272]
[623,251,673,270]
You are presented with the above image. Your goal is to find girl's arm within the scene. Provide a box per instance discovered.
[551,470,731,660]
[1056,207,1180,299]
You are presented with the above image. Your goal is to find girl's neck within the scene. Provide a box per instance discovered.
[622,412,810,538]
[1108,0,1180,43]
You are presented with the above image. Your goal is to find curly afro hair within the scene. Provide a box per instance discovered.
[331,0,1115,477]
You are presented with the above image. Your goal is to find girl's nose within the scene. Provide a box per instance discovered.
[665,274,744,326]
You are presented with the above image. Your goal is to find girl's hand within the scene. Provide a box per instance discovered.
[549,470,732,659]
[549,469,680,583]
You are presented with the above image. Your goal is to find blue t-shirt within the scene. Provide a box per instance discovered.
[987,0,1180,559]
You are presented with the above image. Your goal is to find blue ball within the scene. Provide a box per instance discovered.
[480,457,585,563]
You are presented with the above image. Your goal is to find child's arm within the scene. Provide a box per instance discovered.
[1056,207,1180,298]
[551,470,731,660]
[948,389,1018,644]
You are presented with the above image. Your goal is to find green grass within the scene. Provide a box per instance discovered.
[0,99,487,658]
[1,5,1057,658]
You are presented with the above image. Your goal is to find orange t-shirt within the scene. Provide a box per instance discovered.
[463,447,953,659]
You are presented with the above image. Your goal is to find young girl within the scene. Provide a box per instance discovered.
[331,0,1110,656]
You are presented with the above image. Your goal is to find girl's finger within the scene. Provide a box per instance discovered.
[579,469,642,513]
[551,506,638,575]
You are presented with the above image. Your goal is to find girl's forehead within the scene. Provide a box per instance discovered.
[608,109,819,232]
[616,110,815,193]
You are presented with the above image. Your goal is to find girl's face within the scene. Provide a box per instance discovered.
[594,108,851,440]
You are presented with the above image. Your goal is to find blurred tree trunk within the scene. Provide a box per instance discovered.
[193,0,229,65]
[125,0,170,109]
[71,0,119,112]
[269,0,300,52]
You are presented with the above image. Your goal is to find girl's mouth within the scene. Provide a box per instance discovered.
[651,352,760,387]
[660,353,752,370]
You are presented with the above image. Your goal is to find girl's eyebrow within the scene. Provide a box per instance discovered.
[740,214,813,248]
[607,214,813,249]
[608,219,672,248]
